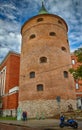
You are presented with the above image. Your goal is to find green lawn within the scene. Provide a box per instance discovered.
[0,116,17,120]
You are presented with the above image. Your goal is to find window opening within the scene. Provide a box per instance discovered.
[37,84,43,91]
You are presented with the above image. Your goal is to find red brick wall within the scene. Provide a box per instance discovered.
[0,52,20,110]
[7,93,19,109]
[2,93,19,109]
[5,54,20,93]
[19,14,76,102]
[71,55,82,97]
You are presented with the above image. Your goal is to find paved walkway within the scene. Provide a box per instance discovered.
[0,118,82,130]
[0,119,59,128]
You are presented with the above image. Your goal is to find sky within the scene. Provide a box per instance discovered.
[0,0,82,63]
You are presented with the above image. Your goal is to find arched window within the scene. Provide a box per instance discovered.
[40,57,47,63]
[37,84,43,91]
[29,71,35,78]
[61,47,67,52]
[63,71,68,78]
[30,34,36,39]
[49,32,56,36]
[37,18,43,22]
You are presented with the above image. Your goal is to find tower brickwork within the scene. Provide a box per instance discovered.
[19,9,76,118]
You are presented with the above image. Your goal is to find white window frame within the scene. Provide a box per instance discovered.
[72,59,75,65]
[75,82,79,89]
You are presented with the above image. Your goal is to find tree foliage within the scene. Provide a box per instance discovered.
[74,48,82,62]
[69,65,82,79]
[69,48,82,79]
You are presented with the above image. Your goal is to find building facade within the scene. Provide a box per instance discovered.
[0,51,20,116]
[71,54,82,109]
[19,3,76,118]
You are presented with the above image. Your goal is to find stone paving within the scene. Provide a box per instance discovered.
[0,119,82,130]
[0,119,58,128]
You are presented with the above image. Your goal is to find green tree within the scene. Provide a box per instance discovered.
[74,48,82,62]
[69,48,82,79]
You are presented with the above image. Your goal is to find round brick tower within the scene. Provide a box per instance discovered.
[19,2,76,118]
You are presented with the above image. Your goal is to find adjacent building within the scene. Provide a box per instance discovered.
[71,54,82,109]
[0,51,20,116]
[19,3,76,118]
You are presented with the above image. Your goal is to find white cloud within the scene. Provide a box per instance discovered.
[0,0,82,63]
[0,18,21,63]
[0,48,9,63]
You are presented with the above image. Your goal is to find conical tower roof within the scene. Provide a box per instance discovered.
[38,2,48,14]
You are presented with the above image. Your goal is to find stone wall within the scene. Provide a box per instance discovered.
[19,99,76,118]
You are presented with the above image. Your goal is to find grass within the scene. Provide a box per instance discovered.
[0,116,17,120]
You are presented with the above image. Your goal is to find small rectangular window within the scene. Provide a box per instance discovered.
[37,84,43,91]
[72,59,75,65]
[30,72,35,78]
[63,71,68,78]
[76,83,79,89]
[40,57,47,63]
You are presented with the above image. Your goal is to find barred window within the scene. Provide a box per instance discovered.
[63,71,68,78]
[29,72,35,78]
[40,57,47,63]
[37,84,43,91]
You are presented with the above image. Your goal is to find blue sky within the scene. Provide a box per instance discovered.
[0,0,82,63]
